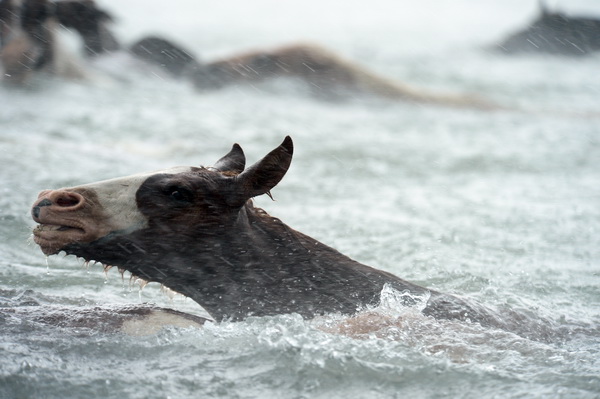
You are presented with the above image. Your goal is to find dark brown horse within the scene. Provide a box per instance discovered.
[31,137,561,340]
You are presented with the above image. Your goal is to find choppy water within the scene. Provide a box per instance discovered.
[1,0,599,398]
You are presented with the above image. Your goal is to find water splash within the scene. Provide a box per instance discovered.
[378,283,431,315]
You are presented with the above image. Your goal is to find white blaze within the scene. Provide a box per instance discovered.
[77,166,192,234]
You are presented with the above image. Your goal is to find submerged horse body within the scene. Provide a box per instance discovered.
[31,137,558,340]
[0,302,208,336]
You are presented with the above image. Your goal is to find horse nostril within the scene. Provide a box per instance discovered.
[56,195,80,207]
[51,192,83,208]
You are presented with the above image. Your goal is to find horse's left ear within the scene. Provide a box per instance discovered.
[227,136,293,207]
[213,143,246,174]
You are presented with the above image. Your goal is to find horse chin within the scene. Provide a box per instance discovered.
[33,224,87,255]
[62,242,188,304]
[62,240,117,268]
[61,238,156,287]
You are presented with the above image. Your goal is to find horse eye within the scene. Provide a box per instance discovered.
[171,190,184,200]
[167,187,191,202]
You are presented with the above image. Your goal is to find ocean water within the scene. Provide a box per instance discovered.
[1,0,599,398]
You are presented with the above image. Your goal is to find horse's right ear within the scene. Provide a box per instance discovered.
[213,143,246,175]
[226,136,293,207]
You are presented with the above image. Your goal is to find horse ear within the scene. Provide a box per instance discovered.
[213,143,246,174]
[227,136,293,207]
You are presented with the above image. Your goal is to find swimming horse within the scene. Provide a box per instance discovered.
[30,137,560,340]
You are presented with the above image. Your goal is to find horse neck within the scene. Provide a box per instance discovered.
[229,202,351,265]
[174,203,367,319]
